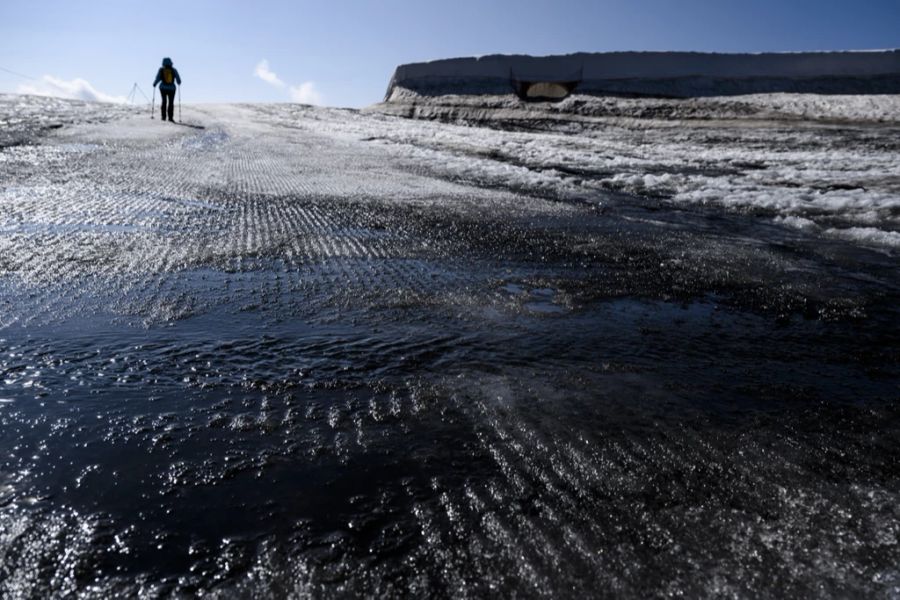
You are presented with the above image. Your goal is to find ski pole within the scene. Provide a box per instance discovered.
[178,85,182,123]
[151,87,155,119]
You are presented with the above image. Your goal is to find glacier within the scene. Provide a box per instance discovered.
[0,90,897,598]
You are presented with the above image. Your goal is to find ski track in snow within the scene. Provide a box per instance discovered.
[0,94,898,598]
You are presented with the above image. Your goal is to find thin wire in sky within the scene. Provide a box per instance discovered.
[0,66,38,80]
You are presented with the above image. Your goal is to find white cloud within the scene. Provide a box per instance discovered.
[254,58,324,105]
[254,59,284,88]
[17,75,126,104]
[289,82,324,105]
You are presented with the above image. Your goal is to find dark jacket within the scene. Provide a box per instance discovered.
[154,59,181,92]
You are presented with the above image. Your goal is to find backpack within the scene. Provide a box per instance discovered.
[162,67,174,85]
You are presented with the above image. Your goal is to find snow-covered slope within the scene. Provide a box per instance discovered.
[386,50,900,99]
[0,94,138,148]
[366,93,900,249]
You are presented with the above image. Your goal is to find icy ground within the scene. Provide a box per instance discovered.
[0,93,898,598]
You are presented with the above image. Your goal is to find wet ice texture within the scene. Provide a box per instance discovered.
[0,95,898,598]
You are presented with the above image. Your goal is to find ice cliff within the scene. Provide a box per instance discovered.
[385,50,900,100]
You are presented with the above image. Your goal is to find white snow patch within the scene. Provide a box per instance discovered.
[824,227,900,248]
[17,76,126,104]
[254,59,285,88]
[774,215,820,232]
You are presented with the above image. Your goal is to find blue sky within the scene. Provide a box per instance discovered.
[1,0,898,107]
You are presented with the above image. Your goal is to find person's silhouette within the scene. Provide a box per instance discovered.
[153,58,181,122]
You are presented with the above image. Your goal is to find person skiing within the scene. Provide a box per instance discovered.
[153,57,181,122]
